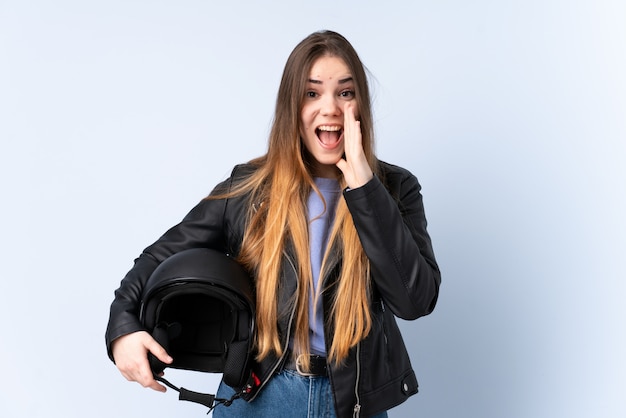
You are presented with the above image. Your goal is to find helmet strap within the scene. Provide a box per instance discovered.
[154,374,243,414]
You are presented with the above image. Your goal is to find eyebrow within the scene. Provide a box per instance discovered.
[307,76,354,85]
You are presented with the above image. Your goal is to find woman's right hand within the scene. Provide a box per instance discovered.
[111,331,173,392]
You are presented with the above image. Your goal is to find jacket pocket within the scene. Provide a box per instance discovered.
[359,301,391,392]
[360,299,415,394]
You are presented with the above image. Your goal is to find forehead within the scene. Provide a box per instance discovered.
[308,55,352,81]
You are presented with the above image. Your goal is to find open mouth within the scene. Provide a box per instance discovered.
[316,125,343,147]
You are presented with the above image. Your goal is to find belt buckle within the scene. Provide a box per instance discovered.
[295,354,315,377]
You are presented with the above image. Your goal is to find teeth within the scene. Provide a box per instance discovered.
[317,125,342,132]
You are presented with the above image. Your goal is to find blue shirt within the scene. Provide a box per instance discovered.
[307,177,341,355]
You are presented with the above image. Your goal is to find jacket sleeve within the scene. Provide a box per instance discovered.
[343,166,440,320]
[104,170,244,361]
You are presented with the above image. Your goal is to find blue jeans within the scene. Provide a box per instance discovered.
[212,369,388,418]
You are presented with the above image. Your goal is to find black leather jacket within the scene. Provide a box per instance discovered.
[106,161,440,418]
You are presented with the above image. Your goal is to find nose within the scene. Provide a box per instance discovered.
[320,94,341,116]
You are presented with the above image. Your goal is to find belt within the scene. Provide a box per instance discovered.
[284,353,328,377]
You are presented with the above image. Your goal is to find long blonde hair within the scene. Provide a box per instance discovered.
[215,31,378,367]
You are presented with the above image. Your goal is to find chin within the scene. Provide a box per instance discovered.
[318,154,342,167]
[309,156,341,177]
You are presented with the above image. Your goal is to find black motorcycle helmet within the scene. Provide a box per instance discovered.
[139,248,255,391]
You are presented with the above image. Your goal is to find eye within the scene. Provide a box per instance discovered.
[339,90,355,99]
[305,91,318,98]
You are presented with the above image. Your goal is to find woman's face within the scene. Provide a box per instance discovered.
[300,55,358,178]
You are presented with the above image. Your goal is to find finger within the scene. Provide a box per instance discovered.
[343,103,361,155]
[145,338,173,365]
[117,355,163,391]
[146,377,167,392]
[135,357,167,392]
[344,101,357,122]
[335,157,348,174]
[343,103,356,141]
[113,332,171,393]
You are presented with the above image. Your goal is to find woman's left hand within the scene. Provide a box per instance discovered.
[336,102,373,189]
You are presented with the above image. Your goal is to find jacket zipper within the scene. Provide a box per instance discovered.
[380,298,388,346]
[353,299,386,416]
[248,252,298,401]
[353,342,362,418]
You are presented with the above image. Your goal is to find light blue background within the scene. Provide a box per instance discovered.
[1,1,624,417]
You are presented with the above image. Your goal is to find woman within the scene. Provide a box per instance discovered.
[106,30,441,418]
